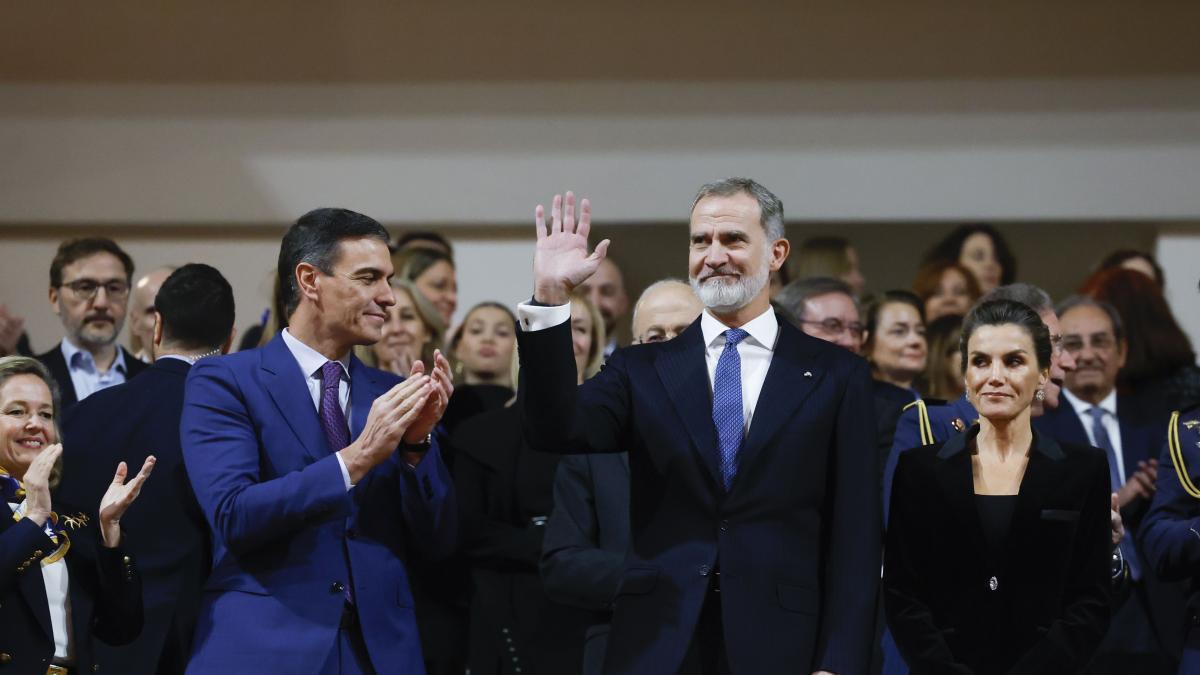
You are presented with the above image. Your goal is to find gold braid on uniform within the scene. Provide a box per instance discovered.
[1168,410,1200,499]
[902,399,935,446]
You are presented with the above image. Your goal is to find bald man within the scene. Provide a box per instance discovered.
[541,279,703,675]
[128,266,177,362]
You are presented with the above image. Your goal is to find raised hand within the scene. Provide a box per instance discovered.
[402,349,455,447]
[99,456,156,548]
[21,443,63,527]
[340,374,431,482]
[533,191,610,305]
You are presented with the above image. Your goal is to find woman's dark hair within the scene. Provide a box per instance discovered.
[920,313,966,401]
[1080,267,1194,383]
[959,299,1052,374]
[923,224,1017,286]
[862,290,925,355]
[1096,249,1164,289]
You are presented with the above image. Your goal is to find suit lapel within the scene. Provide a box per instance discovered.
[737,321,825,484]
[1001,433,1066,574]
[46,345,79,408]
[259,334,330,462]
[934,432,989,568]
[2,506,54,640]
[654,322,722,490]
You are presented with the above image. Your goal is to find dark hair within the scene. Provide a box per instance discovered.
[156,264,236,351]
[1097,249,1164,288]
[862,290,925,354]
[50,237,135,288]
[691,177,785,240]
[960,299,1052,374]
[1080,267,1194,383]
[923,224,1017,286]
[392,247,455,284]
[979,283,1053,315]
[1055,295,1125,343]
[277,208,390,318]
[920,313,966,400]
[395,231,454,258]
[773,276,858,326]
[911,260,981,306]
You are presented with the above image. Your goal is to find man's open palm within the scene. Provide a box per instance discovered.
[533,191,610,304]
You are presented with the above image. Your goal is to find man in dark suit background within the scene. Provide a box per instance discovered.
[540,279,703,675]
[57,263,236,675]
[38,237,149,410]
[518,179,880,675]
[1036,295,1182,672]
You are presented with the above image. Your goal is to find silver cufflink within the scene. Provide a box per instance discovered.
[803,371,812,378]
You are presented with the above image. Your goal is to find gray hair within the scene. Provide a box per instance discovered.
[631,278,692,330]
[979,283,1053,316]
[690,177,785,241]
[773,276,859,325]
[1056,294,1125,343]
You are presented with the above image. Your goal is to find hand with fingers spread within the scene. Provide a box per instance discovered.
[533,191,611,306]
[402,349,455,448]
[339,373,432,482]
[1116,457,1159,508]
[99,455,157,548]
[21,443,64,528]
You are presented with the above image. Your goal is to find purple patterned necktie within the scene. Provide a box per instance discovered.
[320,361,350,453]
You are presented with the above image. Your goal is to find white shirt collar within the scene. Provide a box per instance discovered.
[60,338,126,374]
[700,306,779,351]
[281,329,351,380]
[1063,386,1117,418]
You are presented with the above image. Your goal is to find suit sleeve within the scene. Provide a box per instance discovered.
[90,538,144,646]
[395,439,457,562]
[1008,451,1113,674]
[814,357,884,675]
[540,456,625,610]
[885,406,924,526]
[181,358,353,556]
[882,452,974,674]
[1140,438,1200,581]
[518,320,630,456]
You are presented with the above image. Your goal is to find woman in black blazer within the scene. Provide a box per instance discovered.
[0,356,153,674]
[885,300,1112,674]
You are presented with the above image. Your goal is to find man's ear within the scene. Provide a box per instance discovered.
[48,286,61,316]
[770,239,791,272]
[295,263,321,305]
[1115,338,1128,369]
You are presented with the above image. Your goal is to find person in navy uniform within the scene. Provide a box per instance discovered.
[1140,403,1200,673]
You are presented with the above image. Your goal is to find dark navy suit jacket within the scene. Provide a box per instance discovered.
[519,314,880,675]
[57,358,209,675]
[180,334,455,674]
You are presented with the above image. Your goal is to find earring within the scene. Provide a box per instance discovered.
[1035,389,1046,402]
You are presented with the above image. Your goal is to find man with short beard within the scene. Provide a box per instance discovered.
[577,257,629,357]
[517,178,879,675]
[38,238,149,411]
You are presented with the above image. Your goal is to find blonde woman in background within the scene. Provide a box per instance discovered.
[355,279,445,375]
[394,247,458,328]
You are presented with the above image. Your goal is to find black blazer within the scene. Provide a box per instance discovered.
[0,500,142,674]
[884,425,1112,674]
[37,343,150,411]
[56,358,210,675]
[519,314,880,675]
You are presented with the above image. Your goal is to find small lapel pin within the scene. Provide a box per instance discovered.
[803,371,813,378]
[951,418,965,432]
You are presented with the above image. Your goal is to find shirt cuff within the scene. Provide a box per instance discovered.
[517,301,571,332]
[335,452,354,491]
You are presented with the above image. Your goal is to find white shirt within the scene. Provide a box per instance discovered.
[9,500,73,661]
[60,339,128,402]
[516,302,779,436]
[280,329,355,490]
[1063,387,1125,483]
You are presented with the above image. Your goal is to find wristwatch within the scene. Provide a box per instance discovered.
[400,433,433,454]
[1110,546,1126,581]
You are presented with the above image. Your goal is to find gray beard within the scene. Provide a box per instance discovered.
[690,265,769,314]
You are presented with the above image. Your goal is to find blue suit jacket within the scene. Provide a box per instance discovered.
[519,315,881,675]
[57,358,209,675]
[180,334,455,674]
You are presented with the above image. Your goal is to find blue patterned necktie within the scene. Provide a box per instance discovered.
[712,328,749,491]
[320,361,350,454]
[1089,406,1140,579]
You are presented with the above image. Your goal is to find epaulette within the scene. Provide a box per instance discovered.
[1167,407,1200,499]
[903,399,935,446]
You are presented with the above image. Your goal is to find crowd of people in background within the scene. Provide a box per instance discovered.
[3,189,1200,675]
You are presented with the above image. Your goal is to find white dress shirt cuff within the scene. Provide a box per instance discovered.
[516,301,571,332]
[335,452,354,491]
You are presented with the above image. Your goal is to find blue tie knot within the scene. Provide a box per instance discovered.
[1088,406,1106,423]
[321,361,344,392]
[723,328,749,348]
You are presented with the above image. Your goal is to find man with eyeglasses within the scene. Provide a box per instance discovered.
[1037,295,1180,673]
[37,238,148,410]
[772,276,865,354]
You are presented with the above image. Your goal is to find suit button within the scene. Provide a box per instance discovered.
[34,550,43,557]
[719,520,729,533]
[698,564,711,577]
[988,576,998,591]
[0,652,11,663]
[123,556,132,564]
[330,581,345,594]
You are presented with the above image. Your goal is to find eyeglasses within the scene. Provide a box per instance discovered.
[59,279,130,302]
[1062,334,1116,354]
[800,318,865,339]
